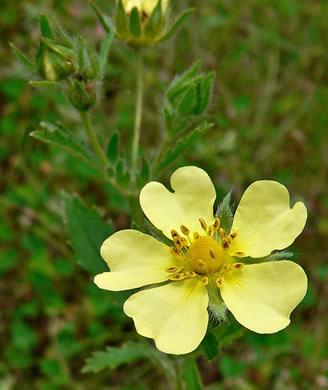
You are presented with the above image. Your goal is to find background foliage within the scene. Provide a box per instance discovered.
[1,0,328,389]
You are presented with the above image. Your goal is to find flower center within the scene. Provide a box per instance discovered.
[188,236,225,275]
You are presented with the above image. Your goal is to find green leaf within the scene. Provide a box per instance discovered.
[29,80,58,88]
[9,43,36,74]
[182,358,204,390]
[201,331,219,361]
[159,8,195,42]
[99,30,115,75]
[115,0,129,38]
[63,193,113,274]
[193,72,215,115]
[167,61,200,103]
[116,159,130,187]
[83,342,146,373]
[89,0,114,34]
[40,14,55,39]
[30,122,101,171]
[178,84,197,115]
[215,192,233,234]
[155,122,213,174]
[106,131,119,164]
[130,7,142,37]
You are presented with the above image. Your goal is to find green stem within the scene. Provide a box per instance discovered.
[131,49,144,178]
[80,111,108,167]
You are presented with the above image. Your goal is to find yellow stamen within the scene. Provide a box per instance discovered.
[208,225,214,237]
[170,273,185,281]
[220,228,227,240]
[232,263,244,270]
[213,218,220,231]
[186,271,196,278]
[173,236,183,250]
[222,238,229,249]
[216,277,224,288]
[234,251,245,258]
[199,218,207,232]
[230,232,238,239]
[201,276,209,285]
[171,229,181,240]
[169,247,184,261]
[180,237,188,247]
[180,225,190,236]
[209,248,216,259]
[193,232,200,240]
[165,266,179,273]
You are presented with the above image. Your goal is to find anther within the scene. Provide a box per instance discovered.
[199,218,207,232]
[222,238,229,249]
[201,276,209,285]
[234,251,245,258]
[165,266,179,273]
[186,271,197,278]
[170,273,185,281]
[213,218,220,231]
[209,248,216,259]
[232,263,244,270]
[171,229,181,240]
[173,237,183,250]
[216,277,224,288]
[220,228,227,240]
[230,232,238,239]
[193,232,200,240]
[180,225,190,236]
[169,247,184,261]
[226,236,232,245]
[180,237,188,247]
[208,225,214,237]
[222,264,230,272]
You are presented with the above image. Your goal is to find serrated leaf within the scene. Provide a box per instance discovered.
[130,7,142,37]
[63,193,112,274]
[89,0,113,34]
[159,8,195,42]
[215,192,233,233]
[155,122,213,174]
[193,72,215,115]
[167,61,200,103]
[40,14,55,39]
[182,358,204,390]
[29,80,58,88]
[30,122,101,171]
[106,132,119,164]
[9,43,36,74]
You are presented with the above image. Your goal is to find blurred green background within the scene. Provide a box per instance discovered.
[1,0,328,389]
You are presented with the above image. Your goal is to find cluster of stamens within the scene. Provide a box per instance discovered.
[166,217,245,289]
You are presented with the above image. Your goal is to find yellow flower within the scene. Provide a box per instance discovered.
[122,0,168,18]
[95,166,308,355]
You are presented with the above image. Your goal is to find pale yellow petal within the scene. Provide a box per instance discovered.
[94,230,175,291]
[124,279,209,354]
[228,181,307,258]
[140,166,216,239]
[221,261,308,333]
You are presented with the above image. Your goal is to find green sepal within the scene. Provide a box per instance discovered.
[89,0,114,34]
[99,30,115,75]
[159,8,195,42]
[144,0,164,38]
[9,43,36,74]
[68,78,97,112]
[115,0,129,39]
[40,14,55,39]
[51,17,74,47]
[215,192,234,234]
[63,192,113,274]
[129,7,142,38]
[143,218,172,246]
[106,131,119,164]
[242,250,296,265]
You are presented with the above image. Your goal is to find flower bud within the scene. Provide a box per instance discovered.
[68,77,97,112]
[123,0,168,18]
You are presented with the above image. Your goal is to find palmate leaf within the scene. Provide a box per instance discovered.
[155,122,213,174]
[30,122,102,171]
[63,193,113,274]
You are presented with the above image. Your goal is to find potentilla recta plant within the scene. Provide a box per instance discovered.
[12,0,309,386]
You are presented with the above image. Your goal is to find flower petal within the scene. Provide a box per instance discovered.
[94,230,176,291]
[221,260,308,333]
[140,166,216,239]
[124,279,209,354]
[228,181,307,258]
